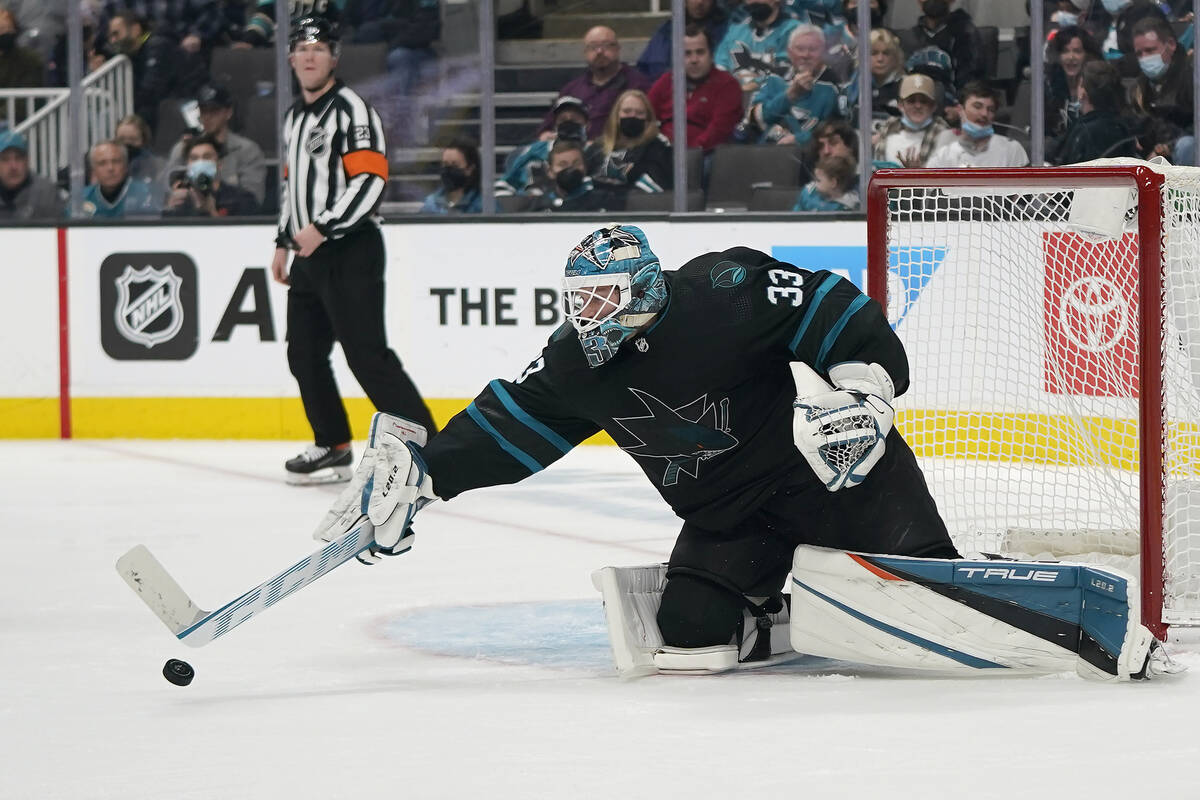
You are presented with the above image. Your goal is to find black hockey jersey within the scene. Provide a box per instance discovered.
[421,246,908,531]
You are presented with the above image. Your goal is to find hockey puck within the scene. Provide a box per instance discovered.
[162,658,195,686]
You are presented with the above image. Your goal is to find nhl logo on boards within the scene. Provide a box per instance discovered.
[306,127,329,157]
[100,253,198,361]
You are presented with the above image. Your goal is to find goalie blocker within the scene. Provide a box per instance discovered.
[594,546,1181,680]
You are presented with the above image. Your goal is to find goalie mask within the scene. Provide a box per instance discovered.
[562,225,668,368]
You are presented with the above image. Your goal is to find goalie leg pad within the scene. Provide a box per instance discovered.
[789,545,1163,681]
[591,565,796,677]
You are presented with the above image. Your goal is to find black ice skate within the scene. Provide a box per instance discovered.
[285,444,354,485]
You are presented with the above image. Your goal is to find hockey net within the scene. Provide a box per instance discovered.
[867,159,1200,639]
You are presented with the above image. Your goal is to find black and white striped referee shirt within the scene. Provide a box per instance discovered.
[275,79,388,246]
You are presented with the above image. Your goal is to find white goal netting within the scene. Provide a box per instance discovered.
[874,159,1200,629]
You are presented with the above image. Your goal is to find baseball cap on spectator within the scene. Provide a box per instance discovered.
[552,96,589,118]
[197,84,234,110]
[899,74,937,101]
[0,129,28,154]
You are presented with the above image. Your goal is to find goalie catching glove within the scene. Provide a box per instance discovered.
[791,361,895,492]
[313,413,437,565]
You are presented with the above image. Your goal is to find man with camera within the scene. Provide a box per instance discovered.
[163,84,267,208]
[163,134,259,217]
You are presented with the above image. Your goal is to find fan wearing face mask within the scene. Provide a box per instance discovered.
[925,80,1029,168]
[871,73,956,167]
[497,96,594,197]
[420,138,482,214]
[528,139,617,213]
[586,90,674,196]
[715,0,800,92]
[162,134,259,217]
[1093,0,1169,71]
[1129,16,1195,164]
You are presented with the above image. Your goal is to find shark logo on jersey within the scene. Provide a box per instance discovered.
[612,389,738,486]
[569,226,643,272]
[729,45,789,81]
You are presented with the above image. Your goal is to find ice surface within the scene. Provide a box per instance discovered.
[2,440,1198,799]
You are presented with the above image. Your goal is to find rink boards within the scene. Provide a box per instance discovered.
[1,220,864,438]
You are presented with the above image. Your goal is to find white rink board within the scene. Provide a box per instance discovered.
[61,221,864,398]
[390,220,865,395]
[0,228,59,396]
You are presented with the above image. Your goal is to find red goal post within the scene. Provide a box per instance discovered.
[864,161,1200,641]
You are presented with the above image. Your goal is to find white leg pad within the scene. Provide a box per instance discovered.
[591,564,667,678]
[788,545,1159,680]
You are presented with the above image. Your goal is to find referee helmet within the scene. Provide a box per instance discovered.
[289,15,340,53]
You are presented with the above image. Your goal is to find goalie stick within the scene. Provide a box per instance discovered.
[115,516,375,647]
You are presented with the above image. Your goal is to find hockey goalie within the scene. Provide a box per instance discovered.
[315,224,1182,682]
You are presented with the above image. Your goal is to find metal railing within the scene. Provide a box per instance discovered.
[3,55,133,180]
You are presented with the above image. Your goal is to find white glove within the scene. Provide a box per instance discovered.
[791,361,895,492]
[366,437,437,554]
[312,412,437,564]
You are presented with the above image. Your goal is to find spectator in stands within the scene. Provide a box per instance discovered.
[926,80,1030,167]
[500,96,590,196]
[7,0,64,67]
[162,84,267,206]
[528,138,617,213]
[792,153,859,211]
[801,118,863,180]
[100,12,206,131]
[79,139,158,217]
[1090,0,1168,76]
[1130,16,1194,164]
[162,133,259,216]
[537,26,651,141]
[647,24,742,152]
[1051,60,1138,164]
[908,0,983,91]
[749,24,842,146]
[903,45,958,119]
[823,0,887,85]
[92,0,244,54]
[869,28,904,120]
[0,8,45,124]
[342,0,440,146]
[0,129,62,220]
[716,0,800,92]
[1045,26,1102,148]
[871,73,956,166]
[638,0,729,81]
[421,137,481,213]
[587,89,673,195]
[114,113,164,186]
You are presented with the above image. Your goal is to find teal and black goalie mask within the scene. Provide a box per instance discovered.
[562,224,668,367]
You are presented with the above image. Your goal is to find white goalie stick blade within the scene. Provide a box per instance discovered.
[116,518,375,647]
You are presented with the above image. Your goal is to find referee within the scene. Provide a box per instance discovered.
[271,15,436,485]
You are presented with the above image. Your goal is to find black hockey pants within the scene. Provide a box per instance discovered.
[286,225,436,446]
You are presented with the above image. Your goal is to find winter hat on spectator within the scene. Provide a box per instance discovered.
[0,129,28,154]
[904,46,956,107]
[197,84,234,110]
[552,96,590,119]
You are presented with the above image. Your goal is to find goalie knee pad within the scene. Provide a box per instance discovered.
[657,573,744,649]
[789,545,1176,681]
[592,564,796,677]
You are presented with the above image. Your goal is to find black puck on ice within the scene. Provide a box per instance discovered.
[162,658,195,686]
